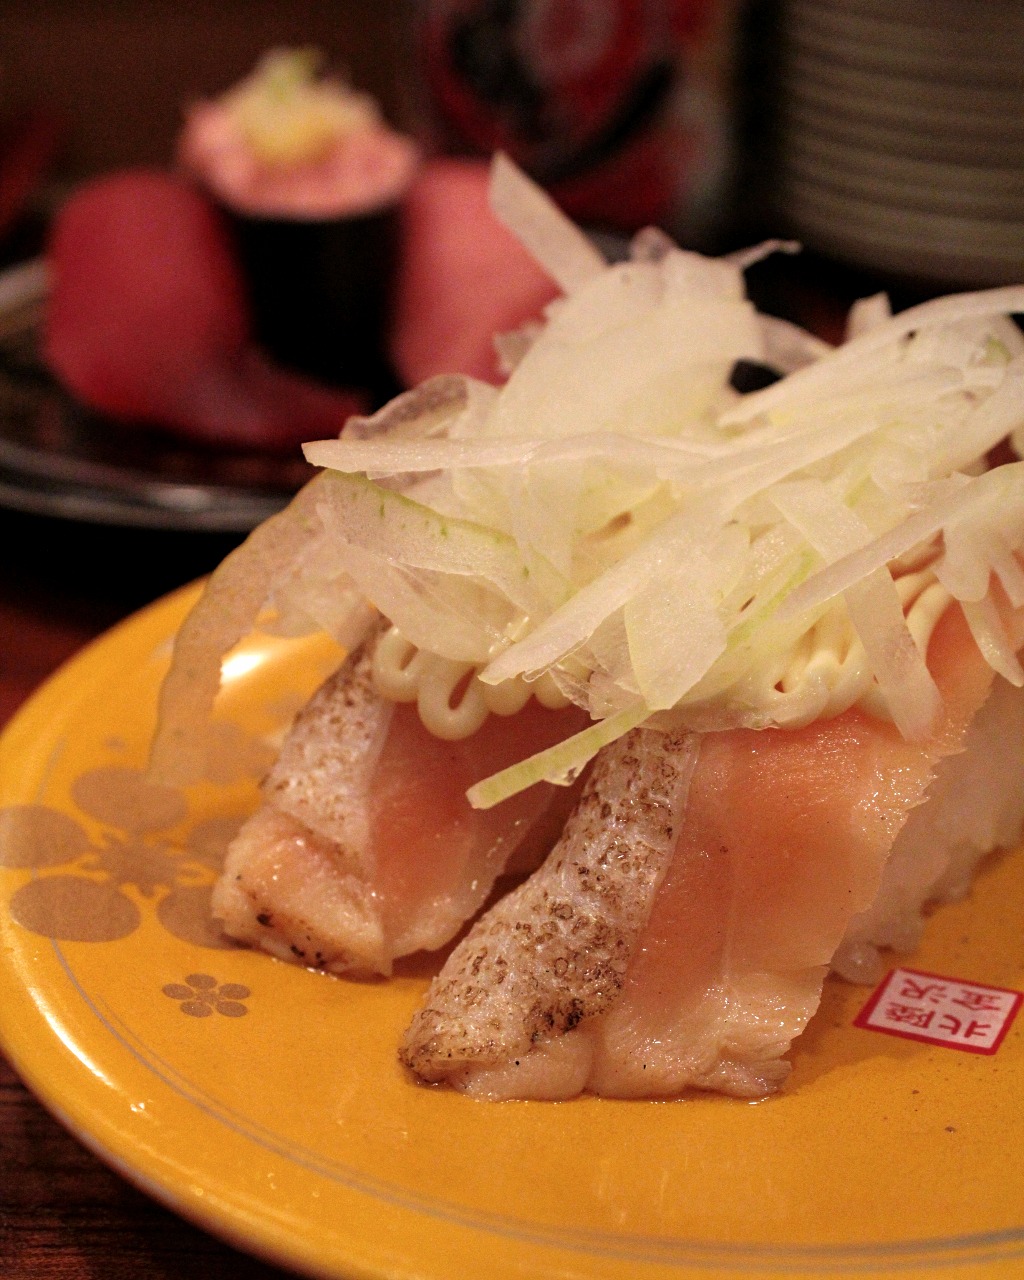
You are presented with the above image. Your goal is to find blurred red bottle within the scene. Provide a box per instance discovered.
[414,0,735,243]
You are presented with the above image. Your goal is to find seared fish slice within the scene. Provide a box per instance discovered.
[400,727,699,1090]
[213,631,588,975]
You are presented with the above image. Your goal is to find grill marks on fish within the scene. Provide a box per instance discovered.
[214,805,384,972]
[399,728,699,1080]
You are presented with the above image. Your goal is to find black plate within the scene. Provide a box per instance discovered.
[0,264,313,532]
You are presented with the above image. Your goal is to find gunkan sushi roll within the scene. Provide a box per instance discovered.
[180,48,420,401]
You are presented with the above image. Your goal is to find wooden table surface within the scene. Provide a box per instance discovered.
[0,506,295,1279]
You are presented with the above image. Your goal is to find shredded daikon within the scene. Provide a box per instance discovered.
[153,156,1024,808]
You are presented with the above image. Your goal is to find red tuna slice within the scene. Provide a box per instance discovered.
[43,169,364,450]
[389,158,561,386]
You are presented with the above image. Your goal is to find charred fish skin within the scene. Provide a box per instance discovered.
[213,620,590,978]
[400,727,699,1082]
[212,631,395,976]
[213,805,386,975]
[263,624,391,861]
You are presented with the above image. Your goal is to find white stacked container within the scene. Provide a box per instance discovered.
[772,0,1024,288]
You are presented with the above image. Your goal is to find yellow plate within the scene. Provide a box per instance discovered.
[2,582,1024,1280]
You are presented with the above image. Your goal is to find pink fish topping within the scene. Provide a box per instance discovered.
[213,630,589,974]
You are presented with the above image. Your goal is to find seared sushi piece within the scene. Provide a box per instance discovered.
[151,158,1024,1103]
[213,625,589,975]
[401,600,1024,1098]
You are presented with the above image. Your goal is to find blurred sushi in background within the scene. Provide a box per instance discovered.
[180,48,421,400]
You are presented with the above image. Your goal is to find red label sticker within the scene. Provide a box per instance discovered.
[854,966,1023,1055]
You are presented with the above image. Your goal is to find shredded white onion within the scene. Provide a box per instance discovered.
[154,155,1024,807]
[488,151,606,294]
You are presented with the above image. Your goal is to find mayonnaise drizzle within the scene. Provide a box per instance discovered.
[371,625,572,741]
[733,565,952,728]
[371,566,952,740]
